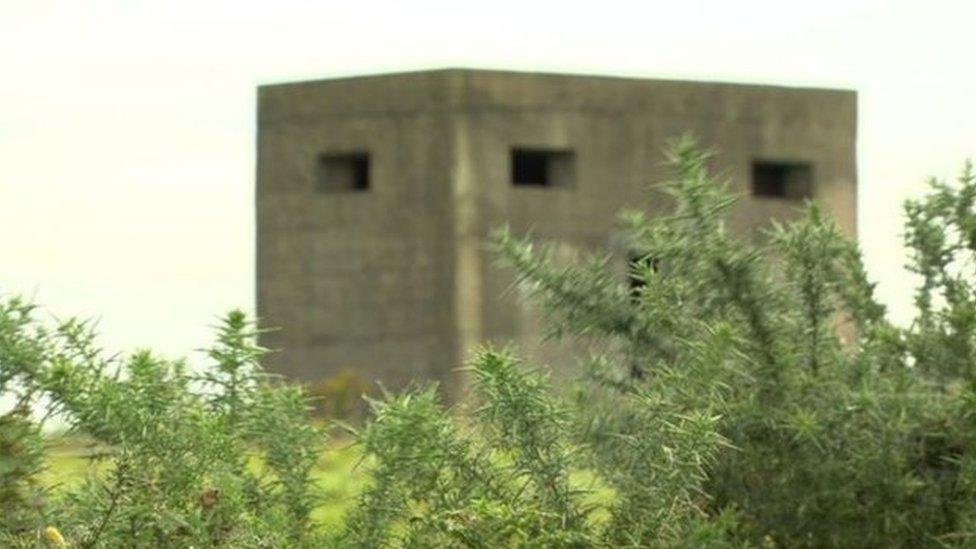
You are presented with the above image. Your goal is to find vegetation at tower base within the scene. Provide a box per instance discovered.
[4,140,976,548]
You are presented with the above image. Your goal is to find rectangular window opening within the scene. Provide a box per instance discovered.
[752,160,813,199]
[316,152,370,193]
[511,148,575,187]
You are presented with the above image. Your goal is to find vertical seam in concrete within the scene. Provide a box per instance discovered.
[451,108,483,375]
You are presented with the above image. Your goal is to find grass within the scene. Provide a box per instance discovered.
[40,432,368,532]
[41,433,102,492]
[309,442,369,530]
[40,433,615,533]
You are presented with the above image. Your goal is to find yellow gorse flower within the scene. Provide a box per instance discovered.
[43,525,66,547]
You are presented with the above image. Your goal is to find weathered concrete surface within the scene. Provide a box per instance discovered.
[256,69,857,399]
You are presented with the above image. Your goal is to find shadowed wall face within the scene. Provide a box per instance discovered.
[256,69,857,399]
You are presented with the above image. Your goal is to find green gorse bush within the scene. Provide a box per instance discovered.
[0,309,326,547]
[4,137,976,547]
[474,139,976,547]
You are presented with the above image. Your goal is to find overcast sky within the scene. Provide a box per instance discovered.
[1,1,974,362]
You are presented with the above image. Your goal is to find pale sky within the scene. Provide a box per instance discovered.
[1,1,974,363]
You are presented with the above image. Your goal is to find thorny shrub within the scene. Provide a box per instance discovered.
[5,138,976,547]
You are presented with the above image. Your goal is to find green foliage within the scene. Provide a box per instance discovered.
[1,405,46,543]
[0,307,327,547]
[339,351,593,548]
[463,136,976,547]
[338,346,737,547]
[5,137,976,547]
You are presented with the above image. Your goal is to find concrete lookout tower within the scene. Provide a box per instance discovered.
[256,69,857,398]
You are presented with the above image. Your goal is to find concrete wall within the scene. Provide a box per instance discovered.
[256,69,857,398]
[257,71,463,395]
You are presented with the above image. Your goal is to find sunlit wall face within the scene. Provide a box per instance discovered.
[1,1,974,361]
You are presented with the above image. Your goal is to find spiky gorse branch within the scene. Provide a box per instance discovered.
[339,344,732,548]
[0,307,327,548]
[905,162,976,383]
[6,137,976,547]
[340,349,594,548]
[470,137,976,546]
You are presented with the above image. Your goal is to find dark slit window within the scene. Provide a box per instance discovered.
[752,160,812,199]
[511,148,576,187]
[316,152,370,193]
